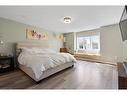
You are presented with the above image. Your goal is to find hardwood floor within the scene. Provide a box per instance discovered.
[0,60,118,89]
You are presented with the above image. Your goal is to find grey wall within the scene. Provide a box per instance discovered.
[64,33,74,54]
[122,41,127,61]
[99,24,123,63]
[0,17,63,56]
[64,24,127,63]
[1,17,127,63]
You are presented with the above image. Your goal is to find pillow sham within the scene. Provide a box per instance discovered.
[32,48,56,53]
[21,47,56,54]
[21,48,35,54]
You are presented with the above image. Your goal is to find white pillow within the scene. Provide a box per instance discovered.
[21,48,35,54]
[46,49,56,53]
[21,47,56,54]
[32,48,56,53]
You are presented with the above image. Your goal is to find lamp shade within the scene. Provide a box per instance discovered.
[63,37,66,42]
[0,40,4,45]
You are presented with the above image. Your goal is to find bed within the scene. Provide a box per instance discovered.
[16,42,76,82]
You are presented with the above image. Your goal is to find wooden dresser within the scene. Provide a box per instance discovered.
[117,63,127,89]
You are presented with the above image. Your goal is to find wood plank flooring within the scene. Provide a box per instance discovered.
[0,60,118,89]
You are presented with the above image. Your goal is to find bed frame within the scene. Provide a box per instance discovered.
[16,42,74,82]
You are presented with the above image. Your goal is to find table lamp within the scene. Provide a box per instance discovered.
[0,40,4,56]
[0,40,4,45]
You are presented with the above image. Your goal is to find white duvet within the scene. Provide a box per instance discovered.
[18,50,76,79]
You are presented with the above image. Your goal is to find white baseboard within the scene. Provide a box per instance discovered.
[76,57,117,66]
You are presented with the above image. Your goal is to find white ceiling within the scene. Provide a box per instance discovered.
[0,6,124,33]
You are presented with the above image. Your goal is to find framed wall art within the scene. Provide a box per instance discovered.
[26,29,48,40]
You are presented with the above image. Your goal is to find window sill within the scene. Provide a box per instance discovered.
[74,53,101,61]
[75,53,100,56]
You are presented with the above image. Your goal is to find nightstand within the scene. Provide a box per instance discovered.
[60,48,69,53]
[0,56,14,73]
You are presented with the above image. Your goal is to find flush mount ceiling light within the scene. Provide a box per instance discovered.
[63,16,72,24]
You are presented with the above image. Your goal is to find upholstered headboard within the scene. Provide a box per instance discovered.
[16,42,49,56]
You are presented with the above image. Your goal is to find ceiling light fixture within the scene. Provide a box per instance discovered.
[63,16,72,24]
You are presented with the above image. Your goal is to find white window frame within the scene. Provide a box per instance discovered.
[76,33,100,55]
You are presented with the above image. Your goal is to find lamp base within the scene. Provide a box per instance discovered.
[0,53,6,57]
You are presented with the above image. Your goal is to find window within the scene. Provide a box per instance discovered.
[77,34,100,55]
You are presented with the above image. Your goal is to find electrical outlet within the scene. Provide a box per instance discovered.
[114,56,118,60]
[125,58,127,61]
